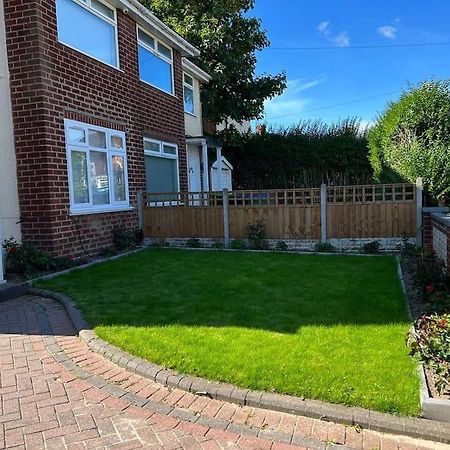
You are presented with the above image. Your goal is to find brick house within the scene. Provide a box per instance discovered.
[0,0,211,258]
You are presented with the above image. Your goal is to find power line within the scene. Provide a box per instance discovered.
[266,41,450,51]
[265,90,400,121]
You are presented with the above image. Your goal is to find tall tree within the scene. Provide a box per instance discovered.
[140,0,286,125]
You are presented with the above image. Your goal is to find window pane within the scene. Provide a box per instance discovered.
[145,155,177,193]
[56,0,117,67]
[111,135,123,149]
[91,0,114,20]
[112,156,126,202]
[144,140,160,153]
[68,127,86,144]
[138,45,173,93]
[184,85,194,114]
[90,151,110,205]
[184,74,193,86]
[88,129,106,148]
[138,29,155,49]
[157,42,172,60]
[163,144,177,155]
[71,151,89,204]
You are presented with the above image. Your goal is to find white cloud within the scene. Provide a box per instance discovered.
[317,22,350,47]
[378,25,397,39]
[317,21,331,36]
[333,32,350,47]
[264,77,326,120]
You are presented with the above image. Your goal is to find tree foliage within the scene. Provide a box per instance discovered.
[369,80,450,204]
[140,0,286,124]
[222,118,372,189]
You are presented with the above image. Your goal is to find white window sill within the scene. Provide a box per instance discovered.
[69,205,134,216]
[185,111,197,117]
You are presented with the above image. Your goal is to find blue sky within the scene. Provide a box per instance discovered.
[252,1,450,128]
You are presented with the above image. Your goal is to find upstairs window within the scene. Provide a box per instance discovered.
[65,120,129,214]
[137,27,174,94]
[183,74,195,114]
[56,0,118,68]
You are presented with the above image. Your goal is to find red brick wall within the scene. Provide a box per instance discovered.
[4,0,187,257]
[423,212,433,250]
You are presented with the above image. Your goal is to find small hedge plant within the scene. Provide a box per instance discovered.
[2,238,73,278]
[247,220,270,250]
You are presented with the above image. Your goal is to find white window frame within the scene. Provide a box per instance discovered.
[137,25,175,96]
[56,0,120,70]
[144,138,180,203]
[183,73,196,116]
[65,119,130,215]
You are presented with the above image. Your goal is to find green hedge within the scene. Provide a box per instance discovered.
[223,118,372,189]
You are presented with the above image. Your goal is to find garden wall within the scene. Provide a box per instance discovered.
[429,211,450,274]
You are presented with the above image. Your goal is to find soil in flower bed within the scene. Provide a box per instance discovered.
[401,262,450,400]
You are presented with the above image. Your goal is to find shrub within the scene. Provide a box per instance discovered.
[247,220,270,250]
[275,241,289,251]
[211,241,225,249]
[231,239,246,250]
[314,242,336,253]
[224,118,372,189]
[369,80,450,205]
[2,238,72,277]
[408,314,450,394]
[361,241,381,254]
[186,238,203,248]
[112,228,143,251]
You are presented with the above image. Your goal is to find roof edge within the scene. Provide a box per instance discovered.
[121,0,200,57]
[182,58,212,83]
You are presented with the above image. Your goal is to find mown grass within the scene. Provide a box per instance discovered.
[37,248,420,415]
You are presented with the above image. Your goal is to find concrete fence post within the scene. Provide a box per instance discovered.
[137,190,144,230]
[223,188,230,248]
[0,215,4,284]
[320,184,327,242]
[416,177,423,247]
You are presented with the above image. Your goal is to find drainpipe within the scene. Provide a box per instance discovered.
[202,140,209,192]
[216,147,222,191]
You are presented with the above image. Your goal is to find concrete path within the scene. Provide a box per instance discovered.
[0,295,448,450]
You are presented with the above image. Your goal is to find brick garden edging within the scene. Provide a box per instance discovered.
[26,286,450,444]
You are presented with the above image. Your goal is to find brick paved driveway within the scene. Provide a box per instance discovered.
[0,296,448,450]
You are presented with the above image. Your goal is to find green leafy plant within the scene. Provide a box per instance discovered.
[275,241,289,251]
[186,238,203,248]
[314,242,336,253]
[112,228,143,251]
[2,237,72,277]
[247,220,270,250]
[369,80,450,205]
[211,241,225,249]
[361,241,381,254]
[408,314,450,394]
[231,239,246,250]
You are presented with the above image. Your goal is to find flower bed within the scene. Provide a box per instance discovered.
[401,240,450,399]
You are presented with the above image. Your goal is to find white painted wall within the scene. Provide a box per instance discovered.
[184,76,204,138]
[0,0,21,244]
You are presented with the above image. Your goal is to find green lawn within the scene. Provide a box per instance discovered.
[36,248,420,415]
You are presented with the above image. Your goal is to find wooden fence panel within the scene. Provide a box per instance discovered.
[229,206,321,239]
[144,207,223,238]
[142,184,417,241]
[326,183,416,238]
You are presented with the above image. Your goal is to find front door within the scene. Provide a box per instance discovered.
[187,146,202,193]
